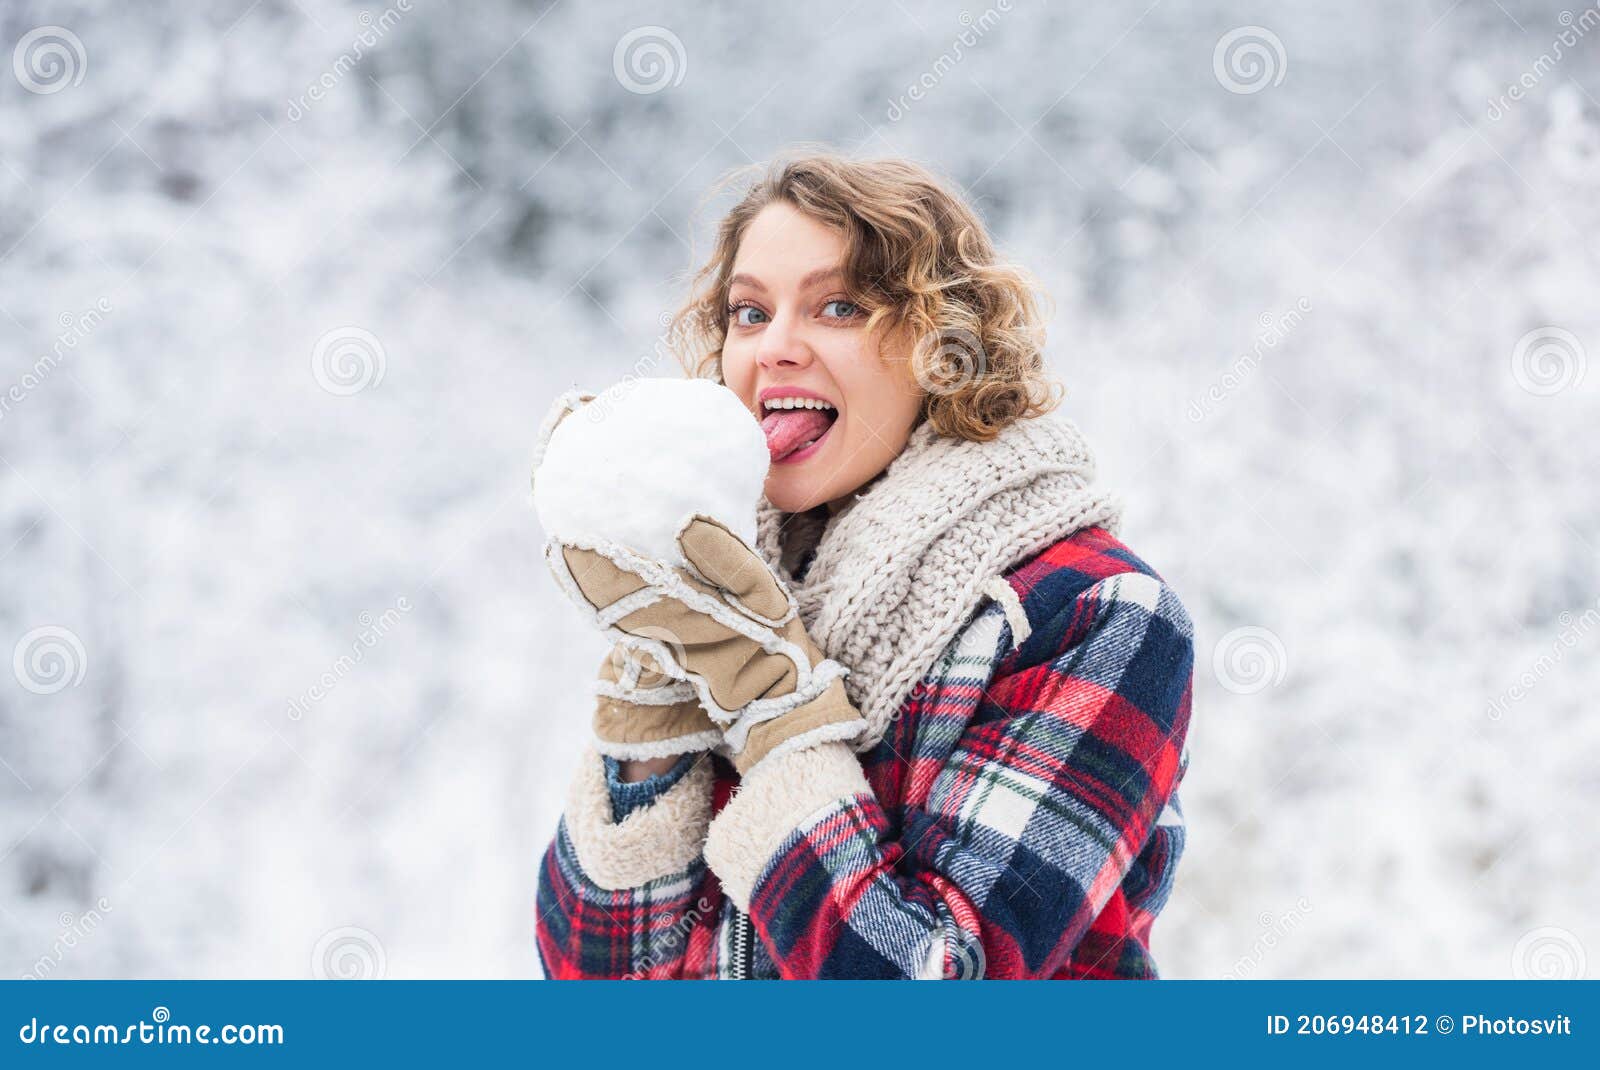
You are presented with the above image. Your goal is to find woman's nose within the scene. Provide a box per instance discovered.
[755,312,813,370]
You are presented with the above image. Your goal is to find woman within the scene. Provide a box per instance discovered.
[534,152,1194,979]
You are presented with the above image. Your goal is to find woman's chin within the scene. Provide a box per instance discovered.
[764,467,837,514]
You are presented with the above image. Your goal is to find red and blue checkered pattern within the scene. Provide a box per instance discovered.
[536,525,1194,979]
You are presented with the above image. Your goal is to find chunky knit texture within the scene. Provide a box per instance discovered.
[754,414,1122,752]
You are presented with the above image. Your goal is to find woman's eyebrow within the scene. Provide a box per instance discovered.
[728,268,843,293]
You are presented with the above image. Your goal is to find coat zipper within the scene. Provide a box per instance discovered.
[729,907,752,979]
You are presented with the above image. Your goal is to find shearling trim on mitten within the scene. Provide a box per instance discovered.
[702,741,871,912]
[563,744,714,890]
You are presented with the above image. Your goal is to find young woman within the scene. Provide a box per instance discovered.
[534,152,1195,979]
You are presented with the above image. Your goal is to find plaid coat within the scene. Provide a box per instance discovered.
[535,525,1194,979]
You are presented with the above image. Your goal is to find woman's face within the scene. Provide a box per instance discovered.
[719,202,924,514]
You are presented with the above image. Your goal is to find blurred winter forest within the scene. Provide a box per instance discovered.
[1,0,1596,979]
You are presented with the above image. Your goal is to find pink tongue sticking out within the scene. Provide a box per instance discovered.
[760,408,834,461]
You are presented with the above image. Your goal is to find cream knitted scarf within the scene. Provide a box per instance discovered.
[754,414,1123,752]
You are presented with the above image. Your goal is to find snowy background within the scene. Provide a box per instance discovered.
[1,0,1596,980]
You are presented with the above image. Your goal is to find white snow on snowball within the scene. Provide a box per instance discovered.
[533,378,770,567]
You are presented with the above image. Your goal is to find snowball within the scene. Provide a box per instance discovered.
[533,378,770,567]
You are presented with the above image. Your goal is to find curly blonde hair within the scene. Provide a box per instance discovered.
[669,150,1061,441]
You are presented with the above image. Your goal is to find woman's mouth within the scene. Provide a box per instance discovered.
[759,396,839,464]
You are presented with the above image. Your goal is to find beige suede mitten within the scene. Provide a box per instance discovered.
[546,515,865,774]
[590,644,722,760]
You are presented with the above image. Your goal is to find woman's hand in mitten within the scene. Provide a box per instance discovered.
[590,644,722,761]
[547,516,865,775]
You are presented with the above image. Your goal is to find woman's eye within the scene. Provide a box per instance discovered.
[821,299,861,320]
[729,303,767,326]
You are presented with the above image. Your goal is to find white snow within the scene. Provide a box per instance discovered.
[533,379,769,566]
